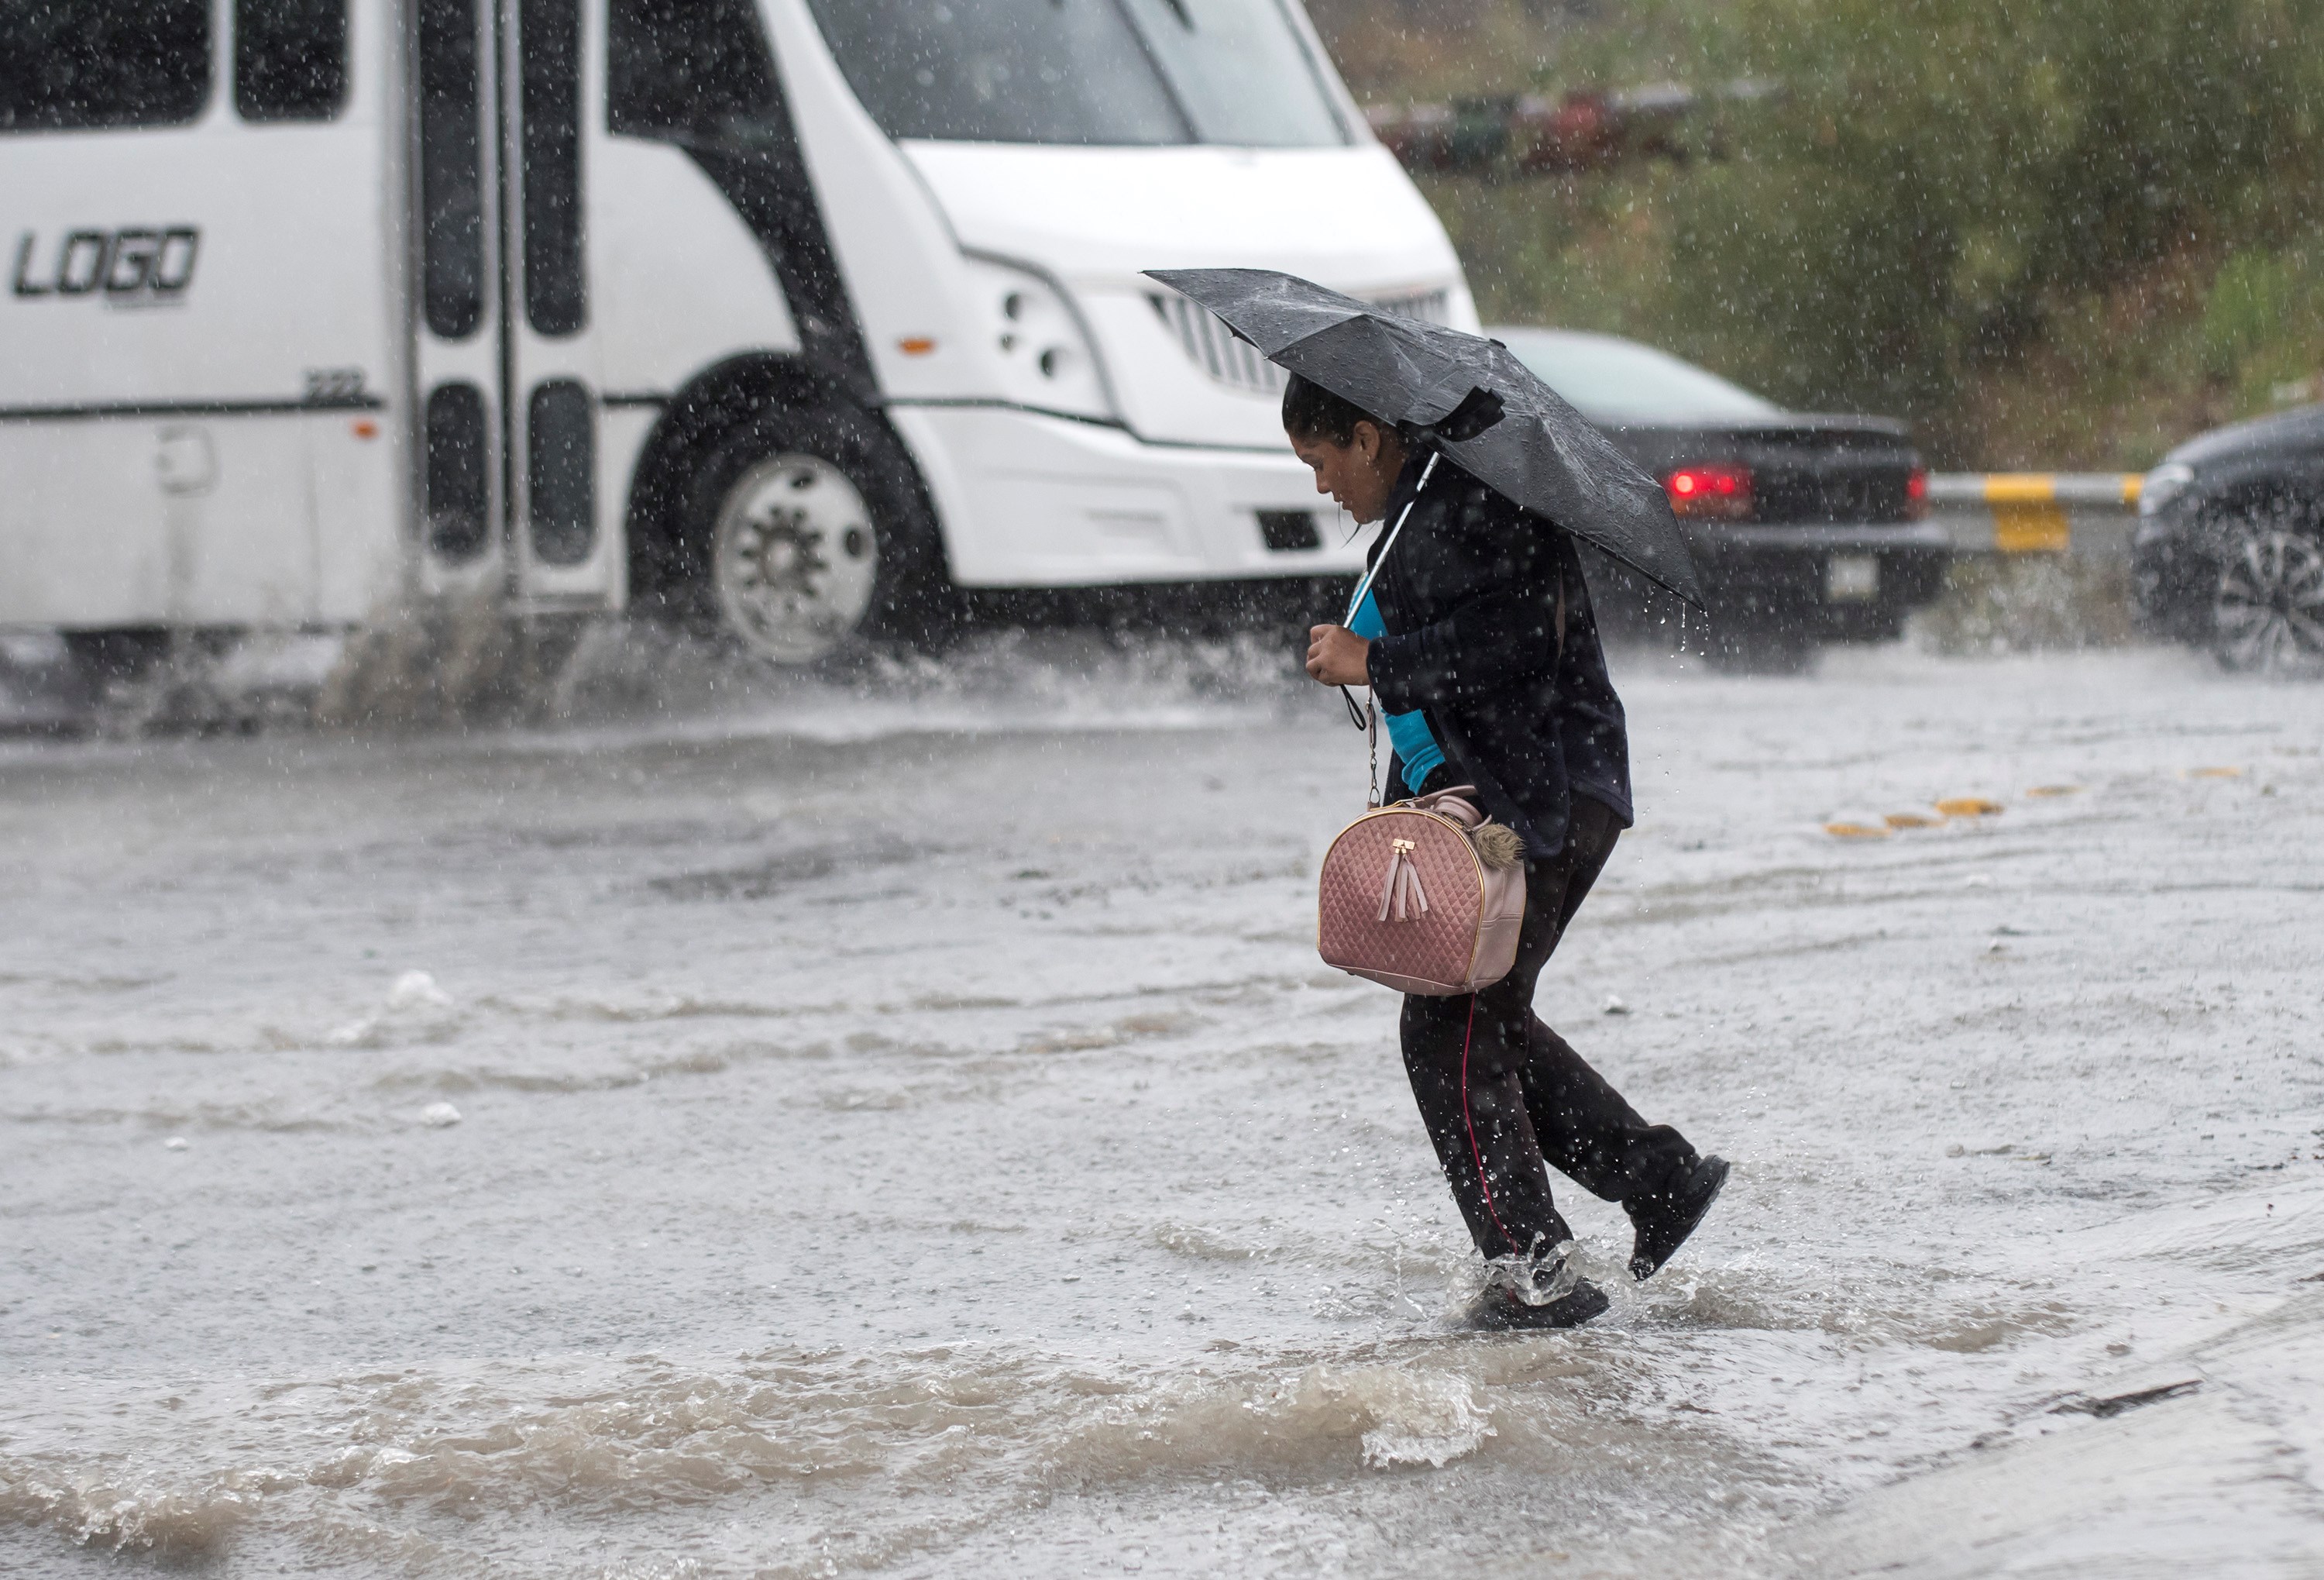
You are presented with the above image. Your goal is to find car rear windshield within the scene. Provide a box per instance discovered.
[806,0,1348,149]
[1494,328,1784,426]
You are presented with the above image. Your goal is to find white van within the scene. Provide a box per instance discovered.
[0,0,1473,666]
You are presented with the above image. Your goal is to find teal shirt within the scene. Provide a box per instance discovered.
[1349,589,1446,793]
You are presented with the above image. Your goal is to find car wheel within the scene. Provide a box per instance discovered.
[661,403,957,666]
[2209,513,2324,674]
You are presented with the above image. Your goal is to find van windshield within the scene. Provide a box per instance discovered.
[806,0,1349,149]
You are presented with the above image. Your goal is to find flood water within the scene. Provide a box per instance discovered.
[5,635,2322,1576]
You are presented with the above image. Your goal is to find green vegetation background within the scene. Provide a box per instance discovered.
[1310,0,2324,469]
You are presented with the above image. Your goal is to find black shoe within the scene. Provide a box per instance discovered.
[1625,1155,1729,1282]
[1468,1277,1611,1331]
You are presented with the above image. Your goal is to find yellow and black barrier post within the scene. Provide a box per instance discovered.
[1924,473,2144,557]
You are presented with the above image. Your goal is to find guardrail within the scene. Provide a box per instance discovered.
[1925,473,2142,557]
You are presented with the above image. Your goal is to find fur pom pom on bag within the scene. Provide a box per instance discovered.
[1468,821,1524,870]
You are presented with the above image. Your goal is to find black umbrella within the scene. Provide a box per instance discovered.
[1143,267,1706,608]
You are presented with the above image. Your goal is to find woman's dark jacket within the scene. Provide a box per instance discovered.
[1365,450,1632,858]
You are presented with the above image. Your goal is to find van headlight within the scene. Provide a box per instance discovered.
[2139,462,2195,518]
[961,255,1114,422]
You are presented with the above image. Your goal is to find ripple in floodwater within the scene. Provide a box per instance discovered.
[0,1336,1803,1573]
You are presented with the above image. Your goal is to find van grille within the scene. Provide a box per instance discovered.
[1149,287,1452,397]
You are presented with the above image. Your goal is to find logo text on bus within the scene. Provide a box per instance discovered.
[12,228,201,302]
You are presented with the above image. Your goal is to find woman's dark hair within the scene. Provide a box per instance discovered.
[1281,373,1388,446]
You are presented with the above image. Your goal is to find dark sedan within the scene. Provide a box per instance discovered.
[1490,327,1950,664]
[2132,403,2324,672]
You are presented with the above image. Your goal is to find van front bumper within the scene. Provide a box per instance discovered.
[887,404,1365,588]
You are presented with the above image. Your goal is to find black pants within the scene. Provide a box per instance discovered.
[1398,795,1696,1266]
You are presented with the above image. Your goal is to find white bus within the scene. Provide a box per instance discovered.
[0,0,1473,667]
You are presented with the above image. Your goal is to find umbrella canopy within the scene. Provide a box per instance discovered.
[1144,267,1706,608]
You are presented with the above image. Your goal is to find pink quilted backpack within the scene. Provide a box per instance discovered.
[1318,787,1528,996]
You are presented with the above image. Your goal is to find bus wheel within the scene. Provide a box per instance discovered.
[672,405,955,666]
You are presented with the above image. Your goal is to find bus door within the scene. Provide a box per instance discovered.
[411,0,610,609]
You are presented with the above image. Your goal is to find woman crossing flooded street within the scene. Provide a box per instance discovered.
[1288,371,1730,1327]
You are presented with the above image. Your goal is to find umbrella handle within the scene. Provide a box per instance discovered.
[1340,450,1440,628]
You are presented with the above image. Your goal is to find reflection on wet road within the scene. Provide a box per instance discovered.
[5,637,2322,1575]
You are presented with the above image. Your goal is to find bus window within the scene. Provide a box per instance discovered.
[425,382,491,560]
[805,0,1347,148]
[527,380,596,565]
[0,0,209,132]
[607,0,780,142]
[520,0,586,336]
[235,0,349,122]
[418,0,483,339]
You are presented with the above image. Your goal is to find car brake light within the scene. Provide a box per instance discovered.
[1906,466,1928,520]
[1665,463,1752,521]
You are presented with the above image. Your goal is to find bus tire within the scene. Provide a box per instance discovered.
[660,402,959,666]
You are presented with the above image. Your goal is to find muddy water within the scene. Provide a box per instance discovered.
[5,638,2322,1575]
